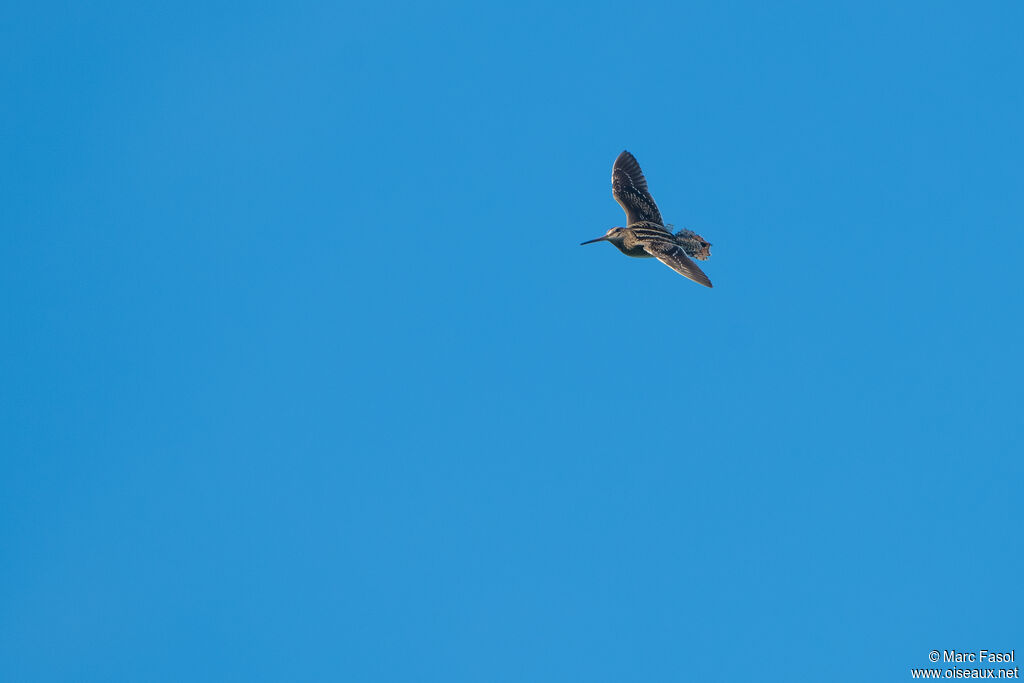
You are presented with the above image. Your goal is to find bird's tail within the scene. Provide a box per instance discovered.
[673,228,712,261]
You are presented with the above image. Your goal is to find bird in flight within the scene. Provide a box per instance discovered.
[581,150,713,288]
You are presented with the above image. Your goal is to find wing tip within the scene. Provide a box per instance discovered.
[614,149,638,167]
[692,271,713,288]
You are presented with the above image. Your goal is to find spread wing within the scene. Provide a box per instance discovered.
[643,239,713,288]
[612,150,665,228]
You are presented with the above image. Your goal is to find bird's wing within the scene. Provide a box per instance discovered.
[612,150,665,228]
[643,239,713,288]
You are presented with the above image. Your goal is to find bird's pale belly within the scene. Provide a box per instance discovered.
[615,243,653,258]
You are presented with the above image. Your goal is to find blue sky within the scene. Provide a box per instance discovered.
[2,1,1022,681]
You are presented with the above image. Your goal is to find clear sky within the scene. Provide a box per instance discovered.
[2,1,1022,681]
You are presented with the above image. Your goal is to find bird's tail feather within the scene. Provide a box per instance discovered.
[673,228,712,261]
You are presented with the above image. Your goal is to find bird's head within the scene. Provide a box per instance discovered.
[580,227,626,247]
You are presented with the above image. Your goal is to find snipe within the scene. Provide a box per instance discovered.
[582,150,713,288]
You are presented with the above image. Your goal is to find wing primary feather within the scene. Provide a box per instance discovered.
[642,240,713,288]
[612,150,663,226]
